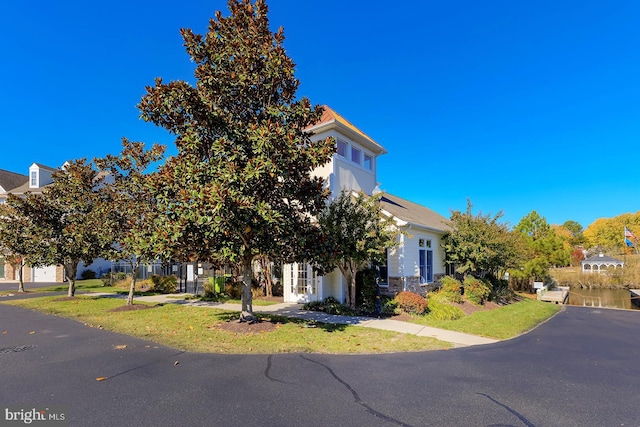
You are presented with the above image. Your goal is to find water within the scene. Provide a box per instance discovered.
[567,288,640,311]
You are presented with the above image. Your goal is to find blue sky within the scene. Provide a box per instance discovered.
[1,0,638,229]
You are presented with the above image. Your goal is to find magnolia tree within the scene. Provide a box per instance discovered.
[95,139,166,305]
[6,160,112,297]
[137,0,334,321]
[0,202,40,292]
[316,190,400,308]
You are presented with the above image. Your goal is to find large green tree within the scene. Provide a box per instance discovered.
[6,160,111,297]
[137,0,334,321]
[95,139,166,305]
[442,200,524,280]
[315,190,400,308]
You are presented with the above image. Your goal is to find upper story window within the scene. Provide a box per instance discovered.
[351,146,361,165]
[336,140,347,158]
[364,154,372,170]
[30,171,37,187]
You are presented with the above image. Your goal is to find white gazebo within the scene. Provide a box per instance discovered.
[581,253,624,274]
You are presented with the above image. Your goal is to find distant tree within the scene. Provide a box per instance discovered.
[7,160,111,297]
[584,213,640,252]
[95,139,166,305]
[0,202,40,292]
[315,190,400,308]
[562,220,585,246]
[442,200,524,280]
[515,211,571,281]
[137,0,334,321]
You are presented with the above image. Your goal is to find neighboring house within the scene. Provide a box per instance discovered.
[581,253,624,274]
[282,106,450,304]
[0,163,111,282]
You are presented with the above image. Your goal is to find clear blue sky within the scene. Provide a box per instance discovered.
[2,0,638,229]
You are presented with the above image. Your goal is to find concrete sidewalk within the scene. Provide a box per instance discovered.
[131,293,498,347]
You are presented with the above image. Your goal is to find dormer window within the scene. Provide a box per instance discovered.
[30,171,37,187]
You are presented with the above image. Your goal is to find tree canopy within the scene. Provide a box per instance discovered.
[137,0,334,320]
[442,200,523,280]
[316,190,400,308]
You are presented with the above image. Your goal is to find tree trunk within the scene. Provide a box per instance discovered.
[127,261,140,305]
[239,253,255,323]
[65,263,78,297]
[17,262,25,293]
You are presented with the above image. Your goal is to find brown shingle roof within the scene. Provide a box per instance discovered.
[379,192,450,233]
[0,169,28,193]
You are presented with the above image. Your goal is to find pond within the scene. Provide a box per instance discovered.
[567,288,640,311]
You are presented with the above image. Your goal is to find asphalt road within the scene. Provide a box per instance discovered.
[1,304,639,427]
[0,281,60,292]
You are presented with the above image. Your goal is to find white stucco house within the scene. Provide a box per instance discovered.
[282,106,450,303]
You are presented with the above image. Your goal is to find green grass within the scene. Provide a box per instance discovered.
[2,296,450,354]
[410,298,561,339]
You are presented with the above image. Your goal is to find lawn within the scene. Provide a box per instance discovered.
[3,295,450,354]
[410,298,562,339]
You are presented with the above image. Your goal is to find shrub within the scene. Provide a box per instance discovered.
[356,268,379,313]
[463,276,492,305]
[439,276,463,303]
[149,275,178,294]
[426,294,465,321]
[303,297,359,316]
[489,283,518,304]
[80,269,96,280]
[381,296,398,315]
[394,291,428,315]
[100,272,126,287]
[224,282,242,299]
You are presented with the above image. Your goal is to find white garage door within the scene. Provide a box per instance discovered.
[32,265,57,282]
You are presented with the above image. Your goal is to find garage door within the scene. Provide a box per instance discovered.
[32,265,57,282]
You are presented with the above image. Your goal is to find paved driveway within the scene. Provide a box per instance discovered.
[1,304,639,426]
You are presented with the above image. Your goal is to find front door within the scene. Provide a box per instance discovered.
[284,262,320,303]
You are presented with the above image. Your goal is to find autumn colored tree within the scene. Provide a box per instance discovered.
[5,160,112,297]
[137,0,334,321]
[584,213,640,252]
[315,190,400,308]
[95,139,166,305]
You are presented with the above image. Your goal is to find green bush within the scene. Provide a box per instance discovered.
[381,296,398,315]
[426,294,465,321]
[489,283,518,304]
[303,297,359,316]
[394,291,428,315]
[463,276,492,305]
[150,275,178,294]
[439,276,463,303]
[100,272,126,286]
[80,269,96,280]
[356,268,379,313]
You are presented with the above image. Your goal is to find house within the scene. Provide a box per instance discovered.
[581,253,624,274]
[0,163,111,283]
[282,106,450,303]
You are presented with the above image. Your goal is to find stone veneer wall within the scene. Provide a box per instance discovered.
[381,274,446,297]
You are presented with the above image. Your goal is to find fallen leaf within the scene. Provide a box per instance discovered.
[2,331,7,334]
[174,361,180,366]
[189,325,194,330]
[114,345,127,350]
[29,331,35,335]
[96,377,108,381]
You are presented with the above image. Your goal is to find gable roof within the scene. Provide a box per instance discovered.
[306,105,387,155]
[379,192,450,233]
[582,254,624,264]
[0,169,28,193]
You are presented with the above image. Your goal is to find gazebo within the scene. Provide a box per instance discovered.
[581,253,624,274]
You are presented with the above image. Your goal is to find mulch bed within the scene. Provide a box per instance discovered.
[109,304,157,312]
[215,319,282,334]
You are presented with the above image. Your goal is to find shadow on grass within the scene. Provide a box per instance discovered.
[260,314,348,333]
